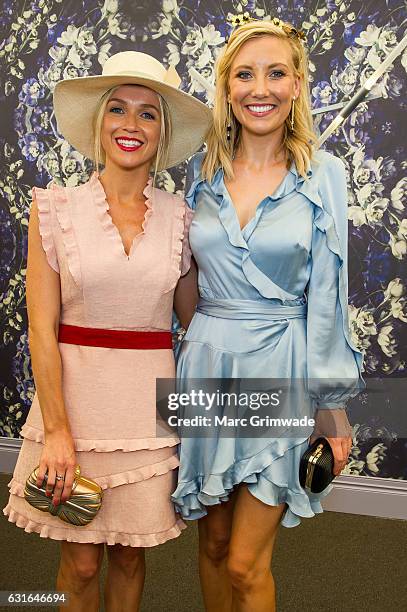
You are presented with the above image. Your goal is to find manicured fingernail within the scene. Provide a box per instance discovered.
[46,491,51,497]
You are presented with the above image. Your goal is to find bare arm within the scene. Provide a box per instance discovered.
[174,257,199,330]
[27,196,76,504]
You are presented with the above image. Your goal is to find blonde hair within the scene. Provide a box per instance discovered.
[93,85,172,176]
[202,20,316,182]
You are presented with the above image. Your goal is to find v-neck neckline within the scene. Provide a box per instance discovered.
[221,169,290,233]
[90,172,154,259]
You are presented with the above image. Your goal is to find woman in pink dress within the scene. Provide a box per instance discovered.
[3,51,211,611]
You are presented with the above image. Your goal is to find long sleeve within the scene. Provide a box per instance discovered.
[305,154,365,410]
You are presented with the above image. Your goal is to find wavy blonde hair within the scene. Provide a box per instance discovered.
[93,85,172,176]
[202,20,317,182]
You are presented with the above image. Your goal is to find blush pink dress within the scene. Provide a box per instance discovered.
[3,172,193,546]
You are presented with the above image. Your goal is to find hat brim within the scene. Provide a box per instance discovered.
[53,74,212,171]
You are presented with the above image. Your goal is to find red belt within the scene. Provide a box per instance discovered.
[58,324,173,349]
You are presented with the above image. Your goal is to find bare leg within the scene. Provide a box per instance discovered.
[198,492,237,612]
[104,544,146,612]
[57,542,104,612]
[227,486,286,612]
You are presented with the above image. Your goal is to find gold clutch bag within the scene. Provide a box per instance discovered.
[24,465,103,526]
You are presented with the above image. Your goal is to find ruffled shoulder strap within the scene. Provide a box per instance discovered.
[184,151,206,209]
[31,185,60,273]
[155,190,192,290]
[48,181,82,287]
[170,193,185,288]
[295,151,341,261]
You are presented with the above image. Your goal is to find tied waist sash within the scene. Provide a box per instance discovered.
[58,324,173,349]
[196,297,307,321]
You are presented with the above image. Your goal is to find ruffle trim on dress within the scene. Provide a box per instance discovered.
[180,205,194,276]
[7,451,179,495]
[32,187,60,274]
[164,195,187,292]
[213,171,300,302]
[89,172,154,259]
[7,480,27,496]
[189,153,302,302]
[49,181,82,286]
[140,179,154,233]
[249,474,332,528]
[3,505,186,547]
[20,423,179,452]
[184,151,363,376]
[184,151,206,210]
[97,453,179,489]
[171,438,332,528]
[295,159,365,377]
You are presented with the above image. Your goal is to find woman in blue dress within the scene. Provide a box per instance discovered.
[173,18,364,612]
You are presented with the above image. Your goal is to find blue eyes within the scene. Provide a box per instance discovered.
[108,107,156,120]
[141,111,155,120]
[237,71,285,79]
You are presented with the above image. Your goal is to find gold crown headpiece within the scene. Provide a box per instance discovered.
[226,13,307,43]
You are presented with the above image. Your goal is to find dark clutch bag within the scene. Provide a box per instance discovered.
[299,437,335,493]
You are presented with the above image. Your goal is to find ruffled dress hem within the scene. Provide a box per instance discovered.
[172,438,333,528]
[20,424,179,452]
[7,449,179,493]
[3,504,186,547]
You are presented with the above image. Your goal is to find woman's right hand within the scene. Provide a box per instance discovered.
[36,429,77,507]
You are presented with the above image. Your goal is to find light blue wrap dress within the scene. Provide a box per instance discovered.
[171,150,364,528]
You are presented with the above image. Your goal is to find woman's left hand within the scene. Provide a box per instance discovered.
[309,408,353,476]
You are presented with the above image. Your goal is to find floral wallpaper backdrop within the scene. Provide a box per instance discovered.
[0,0,406,479]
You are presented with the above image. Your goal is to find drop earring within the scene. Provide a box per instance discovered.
[226,102,232,142]
[290,97,295,132]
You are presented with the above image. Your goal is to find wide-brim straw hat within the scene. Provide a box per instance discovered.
[53,51,212,170]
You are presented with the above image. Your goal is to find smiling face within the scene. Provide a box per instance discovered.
[228,35,300,141]
[100,84,161,171]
